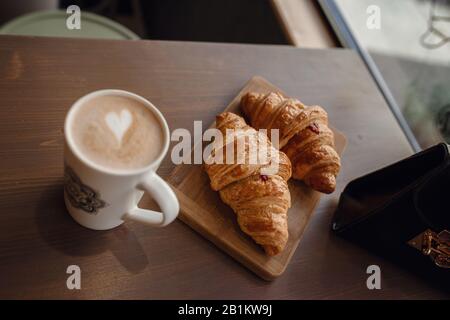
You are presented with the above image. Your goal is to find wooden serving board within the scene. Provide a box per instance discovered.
[167,76,346,280]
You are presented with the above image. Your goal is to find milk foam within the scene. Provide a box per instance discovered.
[71,95,164,170]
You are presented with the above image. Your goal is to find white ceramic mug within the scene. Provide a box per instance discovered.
[63,89,179,230]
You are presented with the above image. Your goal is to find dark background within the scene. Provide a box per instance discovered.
[58,0,288,44]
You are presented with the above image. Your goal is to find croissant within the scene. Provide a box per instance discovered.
[241,92,340,194]
[204,112,292,256]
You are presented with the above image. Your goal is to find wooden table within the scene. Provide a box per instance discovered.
[0,35,447,299]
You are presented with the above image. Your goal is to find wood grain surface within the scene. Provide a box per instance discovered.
[0,35,447,299]
[167,76,346,280]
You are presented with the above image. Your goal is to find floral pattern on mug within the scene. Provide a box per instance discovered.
[64,165,106,214]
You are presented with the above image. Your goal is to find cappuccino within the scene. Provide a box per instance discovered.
[71,94,164,171]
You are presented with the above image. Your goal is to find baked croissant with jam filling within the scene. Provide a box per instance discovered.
[204,112,291,256]
[241,92,340,194]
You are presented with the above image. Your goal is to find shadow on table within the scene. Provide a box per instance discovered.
[35,183,149,274]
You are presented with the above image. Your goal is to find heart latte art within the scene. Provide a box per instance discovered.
[71,95,164,170]
[105,109,133,145]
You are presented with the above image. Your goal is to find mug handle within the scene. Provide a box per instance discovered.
[124,172,179,227]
